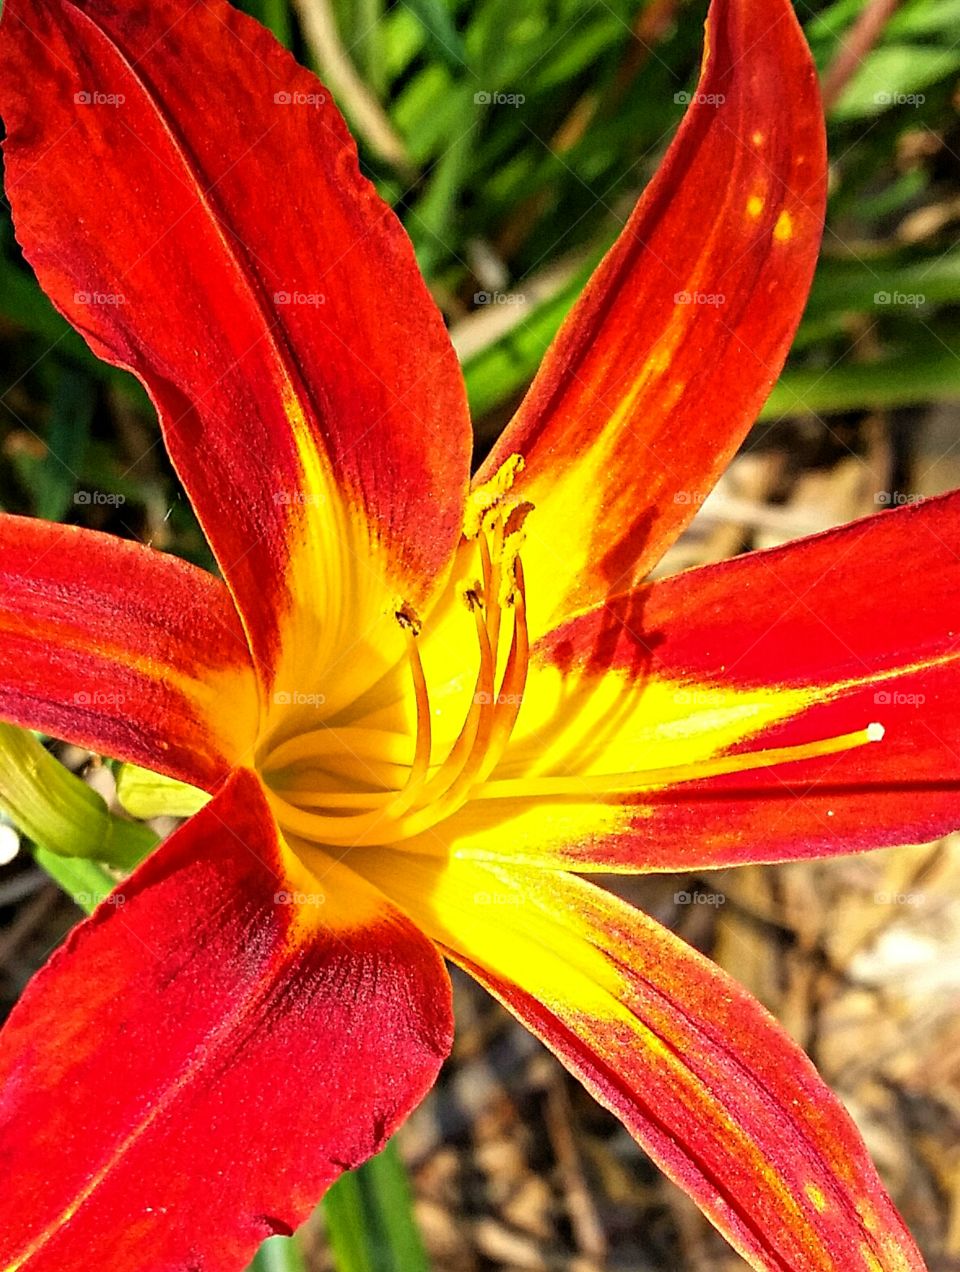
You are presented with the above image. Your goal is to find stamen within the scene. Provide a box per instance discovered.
[471,558,528,788]
[264,727,412,772]
[464,453,525,540]
[264,498,882,854]
[470,723,885,802]
[403,625,432,786]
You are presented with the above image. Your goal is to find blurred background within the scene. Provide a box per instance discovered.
[2,0,960,1267]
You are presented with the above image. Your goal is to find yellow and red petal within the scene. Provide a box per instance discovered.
[0,769,452,1272]
[0,514,257,787]
[0,0,471,693]
[514,491,960,871]
[479,0,826,636]
[357,852,925,1272]
[401,494,960,873]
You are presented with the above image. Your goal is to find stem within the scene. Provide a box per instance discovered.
[0,724,156,870]
[291,0,414,177]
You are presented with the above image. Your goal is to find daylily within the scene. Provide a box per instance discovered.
[0,0,955,1268]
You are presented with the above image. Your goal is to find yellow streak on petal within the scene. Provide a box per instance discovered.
[518,313,688,633]
[805,1183,828,1213]
[860,1247,885,1272]
[774,210,795,241]
[185,663,261,767]
[408,630,960,873]
[751,130,765,146]
[747,194,765,219]
[264,384,406,726]
[349,851,831,1267]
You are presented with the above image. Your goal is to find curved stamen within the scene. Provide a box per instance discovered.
[469,722,885,802]
[403,625,433,787]
[470,558,528,790]
[266,592,501,846]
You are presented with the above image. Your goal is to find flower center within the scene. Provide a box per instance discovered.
[260,455,885,853]
[261,460,533,849]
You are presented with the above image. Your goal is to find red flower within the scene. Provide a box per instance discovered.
[0,0,952,1268]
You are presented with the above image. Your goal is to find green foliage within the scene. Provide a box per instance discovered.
[322,1140,432,1272]
[3,0,960,536]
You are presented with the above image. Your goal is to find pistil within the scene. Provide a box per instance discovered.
[468,722,884,802]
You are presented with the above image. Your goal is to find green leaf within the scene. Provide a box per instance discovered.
[804,251,960,315]
[831,44,960,119]
[0,724,156,870]
[10,367,95,522]
[242,0,294,46]
[403,0,465,68]
[461,256,597,420]
[323,1141,430,1272]
[347,0,387,96]
[249,1235,309,1272]
[115,763,211,819]
[34,847,121,914]
[886,0,960,40]
[761,349,960,418]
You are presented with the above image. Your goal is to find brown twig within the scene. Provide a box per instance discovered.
[544,1076,608,1265]
[290,0,416,180]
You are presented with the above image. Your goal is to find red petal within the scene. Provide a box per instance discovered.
[359,853,925,1272]
[0,514,256,787]
[0,769,452,1271]
[479,0,826,635]
[532,491,960,871]
[0,0,471,683]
